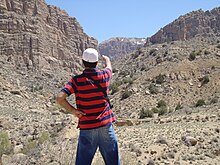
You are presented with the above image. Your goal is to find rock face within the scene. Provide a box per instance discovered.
[99,37,146,60]
[148,7,220,44]
[0,0,97,73]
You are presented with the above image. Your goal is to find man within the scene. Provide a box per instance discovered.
[56,48,120,165]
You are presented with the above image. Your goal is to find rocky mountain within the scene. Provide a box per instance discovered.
[148,7,220,44]
[98,37,146,60]
[0,0,97,74]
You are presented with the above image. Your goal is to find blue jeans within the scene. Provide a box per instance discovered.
[76,124,120,165]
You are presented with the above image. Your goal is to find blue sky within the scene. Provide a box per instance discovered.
[45,0,220,43]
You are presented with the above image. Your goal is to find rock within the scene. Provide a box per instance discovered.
[148,8,220,44]
[99,37,146,60]
[0,0,97,72]
[14,144,24,154]
[182,136,197,146]
[115,120,133,127]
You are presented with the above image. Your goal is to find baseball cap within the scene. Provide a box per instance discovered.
[82,48,99,63]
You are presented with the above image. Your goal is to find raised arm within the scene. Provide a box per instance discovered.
[102,55,112,71]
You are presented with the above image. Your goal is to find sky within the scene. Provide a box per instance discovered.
[45,0,220,43]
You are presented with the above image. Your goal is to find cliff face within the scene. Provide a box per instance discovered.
[0,0,97,72]
[149,7,220,44]
[99,37,146,60]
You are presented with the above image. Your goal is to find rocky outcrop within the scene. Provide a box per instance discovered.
[99,37,146,60]
[148,7,220,44]
[0,0,97,73]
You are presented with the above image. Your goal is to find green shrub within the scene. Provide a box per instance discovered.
[158,106,167,116]
[175,102,183,110]
[121,90,132,100]
[0,131,12,156]
[22,140,38,154]
[210,97,218,104]
[151,107,159,113]
[199,75,209,85]
[139,108,153,118]
[155,74,165,84]
[189,51,196,61]
[110,81,122,94]
[195,99,206,107]
[148,84,158,94]
[157,100,167,108]
[39,132,51,144]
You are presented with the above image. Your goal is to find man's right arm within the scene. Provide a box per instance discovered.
[102,55,112,71]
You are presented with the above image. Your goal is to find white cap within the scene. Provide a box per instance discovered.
[82,48,99,63]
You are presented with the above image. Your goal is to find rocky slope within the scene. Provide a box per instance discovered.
[110,36,220,119]
[99,37,146,60]
[0,0,97,74]
[148,7,220,44]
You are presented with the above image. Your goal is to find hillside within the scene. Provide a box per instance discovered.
[111,36,220,119]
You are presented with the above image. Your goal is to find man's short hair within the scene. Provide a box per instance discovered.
[82,60,98,68]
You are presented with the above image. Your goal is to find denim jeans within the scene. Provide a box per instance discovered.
[76,124,120,165]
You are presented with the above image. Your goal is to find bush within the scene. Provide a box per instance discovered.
[195,99,206,107]
[210,97,218,104]
[121,90,132,100]
[0,131,12,156]
[189,51,196,61]
[39,132,51,144]
[199,75,209,85]
[139,108,153,118]
[148,84,158,94]
[110,81,122,94]
[22,140,38,154]
[155,74,165,84]
[175,102,183,110]
[151,107,159,113]
[157,100,167,108]
[158,106,167,116]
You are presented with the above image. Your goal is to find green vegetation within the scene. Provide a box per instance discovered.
[156,100,168,116]
[195,99,206,107]
[155,74,165,84]
[189,51,196,61]
[210,97,218,104]
[148,84,158,94]
[0,131,12,156]
[157,100,167,108]
[175,102,183,111]
[22,139,38,154]
[199,75,210,86]
[22,131,51,154]
[39,131,51,144]
[121,90,132,100]
[139,108,153,118]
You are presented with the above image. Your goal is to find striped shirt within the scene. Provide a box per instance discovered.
[61,68,116,129]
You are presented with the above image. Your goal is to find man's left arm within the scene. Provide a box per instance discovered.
[56,91,85,118]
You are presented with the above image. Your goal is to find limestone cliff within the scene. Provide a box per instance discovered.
[0,0,97,73]
[148,7,220,44]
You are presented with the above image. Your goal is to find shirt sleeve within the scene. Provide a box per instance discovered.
[104,68,112,80]
[61,78,77,96]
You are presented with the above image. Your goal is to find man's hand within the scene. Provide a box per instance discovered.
[72,109,86,118]
[102,55,112,70]
[56,91,86,118]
